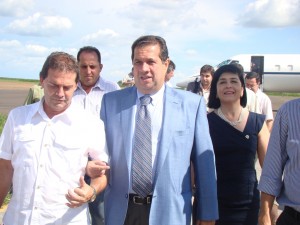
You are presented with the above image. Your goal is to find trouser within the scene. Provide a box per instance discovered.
[123,194,152,225]
[89,192,105,225]
[276,206,300,225]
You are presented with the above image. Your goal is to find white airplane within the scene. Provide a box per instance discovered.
[176,54,300,92]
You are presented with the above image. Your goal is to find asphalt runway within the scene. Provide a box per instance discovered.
[0,86,298,115]
[0,89,28,115]
[0,81,35,115]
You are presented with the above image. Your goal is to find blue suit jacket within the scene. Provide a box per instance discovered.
[100,85,218,225]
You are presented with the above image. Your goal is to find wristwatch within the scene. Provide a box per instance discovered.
[88,185,97,203]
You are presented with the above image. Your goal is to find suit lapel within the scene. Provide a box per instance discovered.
[120,87,137,174]
[153,86,182,186]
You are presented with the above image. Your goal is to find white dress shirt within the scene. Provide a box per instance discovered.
[73,76,120,116]
[0,100,108,225]
[256,89,273,121]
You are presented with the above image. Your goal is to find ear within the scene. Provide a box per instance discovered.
[164,58,170,69]
[163,58,170,77]
[99,64,103,72]
[40,76,44,88]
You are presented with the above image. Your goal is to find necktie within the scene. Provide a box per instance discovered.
[132,95,152,197]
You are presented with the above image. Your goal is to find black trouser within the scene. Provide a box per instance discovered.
[123,194,151,225]
[276,206,300,225]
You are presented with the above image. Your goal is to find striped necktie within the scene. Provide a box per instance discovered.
[132,95,152,197]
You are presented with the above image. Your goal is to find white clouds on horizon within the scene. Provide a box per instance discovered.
[0,40,50,58]
[6,12,72,36]
[0,0,34,17]
[81,29,120,44]
[0,39,22,48]
[237,0,300,27]
[0,0,300,81]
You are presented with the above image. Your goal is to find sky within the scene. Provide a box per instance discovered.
[0,0,300,86]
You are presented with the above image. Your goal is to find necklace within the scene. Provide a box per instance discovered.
[217,107,244,126]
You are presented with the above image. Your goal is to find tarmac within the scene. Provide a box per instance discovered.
[0,82,297,222]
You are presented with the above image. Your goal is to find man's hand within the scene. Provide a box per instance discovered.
[86,160,110,178]
[65,176,94,208]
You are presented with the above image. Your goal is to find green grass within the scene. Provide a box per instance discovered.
[0,113,10,206]
[0,77,39,83]
[0,113,7,135]
[266,92,300,97]
[3,193,12,206]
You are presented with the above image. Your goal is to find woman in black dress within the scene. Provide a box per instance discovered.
[207,64,270,225]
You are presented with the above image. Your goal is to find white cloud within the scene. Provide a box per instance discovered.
[81,29,119,44]
[25,44,49,55]
[238,0,300,27]
[0,40,52,58]
[6,12,72,36]
[0,39,22,48]
[119,0,238,42]
[0,0,34,17]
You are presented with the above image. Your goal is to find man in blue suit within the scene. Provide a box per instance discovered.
[98,35,218,225]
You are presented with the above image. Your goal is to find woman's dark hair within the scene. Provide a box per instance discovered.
[207,64,247,109]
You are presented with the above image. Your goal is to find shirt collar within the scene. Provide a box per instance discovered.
[76,76,103,91]
[136,84,165,106]
[35,97,75,123]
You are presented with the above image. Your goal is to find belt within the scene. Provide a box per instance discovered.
[129,194,152,205]
[285,206,300,220]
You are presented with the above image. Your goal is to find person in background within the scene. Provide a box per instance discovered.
[245,72,273,131]
[165,60,175,87]
[122,68,135,87]
[73,46,119,225]
[187,64,215,112]
[73,46,120,116]
[0,52,109,225]
[232,63,260,113]
[23,83,44,105]
[258,98,300,225]
[207,64,269,224]
[88,35,218,225]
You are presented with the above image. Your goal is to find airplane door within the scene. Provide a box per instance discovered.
[251,56,264,84]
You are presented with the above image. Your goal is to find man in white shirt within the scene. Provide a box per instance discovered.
[73,46,120,116]
[72,46,120,225]
[245,71,274,131]
[0,52,109,225]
